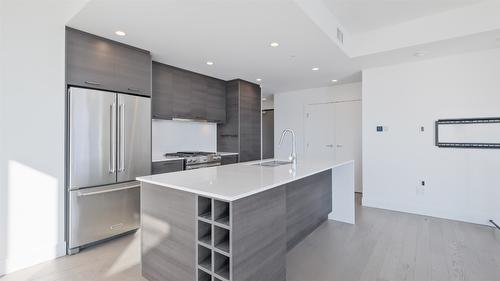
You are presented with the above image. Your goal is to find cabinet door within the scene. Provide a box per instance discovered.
[221,154,238,165]
[239,82,261,162]
[206,78,226,123]
[113,43,152,96]
[189,73,207,120]
[171,69,195,119]
[152,160,184,174]
[66,28,115,91]
[152,62,174,119]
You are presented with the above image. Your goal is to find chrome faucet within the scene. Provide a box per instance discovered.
[278,128,297,165]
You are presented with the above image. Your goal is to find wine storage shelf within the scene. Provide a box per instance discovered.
[196,195,232,281]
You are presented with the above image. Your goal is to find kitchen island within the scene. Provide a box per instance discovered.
[137,159,354,281]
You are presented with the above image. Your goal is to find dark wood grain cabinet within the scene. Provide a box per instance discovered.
[152,159,184,175]
[152,62,226,122]
[66,27,151,96]
[221,154,239,165]
[218,80,262,162]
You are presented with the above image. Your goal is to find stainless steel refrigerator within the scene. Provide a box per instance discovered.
[67,87,151,254]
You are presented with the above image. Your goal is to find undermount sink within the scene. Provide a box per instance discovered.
[253,160,292,167]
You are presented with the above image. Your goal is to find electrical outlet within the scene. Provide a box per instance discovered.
[416,185,425,195]
[416,180,426,195]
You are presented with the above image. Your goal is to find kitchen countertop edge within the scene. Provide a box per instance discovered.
[138,159,353,201]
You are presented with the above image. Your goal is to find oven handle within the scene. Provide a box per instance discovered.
[186,162,221,170]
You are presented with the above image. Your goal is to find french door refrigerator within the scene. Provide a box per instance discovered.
[67,87,150,254]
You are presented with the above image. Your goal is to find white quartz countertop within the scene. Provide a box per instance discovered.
[137,159,353,201]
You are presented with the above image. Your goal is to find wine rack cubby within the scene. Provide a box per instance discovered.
[196,195,232,281]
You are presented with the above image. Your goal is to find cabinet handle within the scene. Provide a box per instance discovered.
[85,81,101,86]
[128,87,141,92]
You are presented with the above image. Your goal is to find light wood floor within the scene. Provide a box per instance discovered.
[2,195,499,281]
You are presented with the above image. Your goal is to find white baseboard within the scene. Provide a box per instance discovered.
[0,241,66,276]
[362,196,491,226]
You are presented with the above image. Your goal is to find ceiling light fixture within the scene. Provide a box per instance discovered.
[262,97,267,101]
[115,30,126,36]
[256,78,262,82]
[270,42,279,47]
[312,67,319,71]
[206,61,214,66]
[331,79,338,83]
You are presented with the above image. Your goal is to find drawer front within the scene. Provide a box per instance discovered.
[152,160,185,174]
[69,182,140,249]
[221,154,238,165]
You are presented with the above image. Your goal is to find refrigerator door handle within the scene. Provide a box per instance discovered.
[109,103,116,174]
[118,104,126,172]
[76,184,140,197]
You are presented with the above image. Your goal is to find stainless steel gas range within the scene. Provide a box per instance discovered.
[164,151,222,170]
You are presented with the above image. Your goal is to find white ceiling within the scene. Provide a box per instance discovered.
[68,0,360,96]
[324,0,487,33]
[68,0,499,97]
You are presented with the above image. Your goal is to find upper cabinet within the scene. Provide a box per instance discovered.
[66,27,152,96]
[152,62,226,123]
[217,80,262,162]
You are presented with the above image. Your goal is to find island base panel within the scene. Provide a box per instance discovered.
[141,183,196,281]
[140,168,333,281]
[232,186,287,281]
[286,169,332,250]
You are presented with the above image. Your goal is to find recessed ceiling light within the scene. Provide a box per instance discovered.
[312,67,319,71]
[414,51,426,57]
[206,61,214,66]
[270,42,279,47]
[331,79,338,83]
[256,78,262,82]
[115,30,126,36]
[262,97,267,101]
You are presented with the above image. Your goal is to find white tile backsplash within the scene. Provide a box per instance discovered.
[152,119,217,158]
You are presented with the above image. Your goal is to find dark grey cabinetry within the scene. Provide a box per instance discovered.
[221,154,238,165]
[152,62,226,122]
[262,109,274,159]
[152,159,184,175]
[218,80,262,162]
[66,27,151,96]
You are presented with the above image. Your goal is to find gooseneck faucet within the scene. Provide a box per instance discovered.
[278,128,297,165]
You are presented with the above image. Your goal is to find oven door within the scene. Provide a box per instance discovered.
[185,162,221,170]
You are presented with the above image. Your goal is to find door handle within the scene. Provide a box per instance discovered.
[127,87,141,92]
[77,184,139,197]
[118,104,126,172]
[109,103,116,174]
[84,80,101,86]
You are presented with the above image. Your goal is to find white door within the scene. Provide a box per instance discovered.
[334,101,362,193]
[305,103,336,161]
[304,101,362,192]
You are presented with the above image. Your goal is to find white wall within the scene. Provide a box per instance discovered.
[0,0,89,275]
[274,83,361,160]
[152,119,217,159]
[362,48,500,226]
